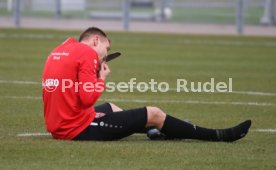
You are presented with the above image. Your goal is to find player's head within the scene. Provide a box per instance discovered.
[79,27,110,62]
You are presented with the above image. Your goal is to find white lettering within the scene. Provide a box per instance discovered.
[177,79,189,92]
[128,78,137,92]
[158,82,170,92]
[203,78,215,92]
[137,82,148,92]
[149,79,158,92]
[62,79,73,92]
[117,82,129,92]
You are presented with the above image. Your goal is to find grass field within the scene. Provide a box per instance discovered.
[0,28,276,169]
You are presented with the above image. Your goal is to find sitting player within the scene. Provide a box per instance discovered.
[42,27,251,141]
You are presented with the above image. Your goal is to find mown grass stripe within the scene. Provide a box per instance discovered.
[1,95,273,107]
[1,79,276,96]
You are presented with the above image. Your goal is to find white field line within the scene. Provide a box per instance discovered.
[16,129,276,137]
[101,98,274,107]
[1,95,274,107]
[1,96,42,100]
[0,80,40,85]
[17,133,51,137]
[167,87,276,97]
[255,129,276,133]
[1,79,276,97]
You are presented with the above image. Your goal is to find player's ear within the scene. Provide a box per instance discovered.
[93,35,99,46]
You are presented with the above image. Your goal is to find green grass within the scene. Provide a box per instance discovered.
[172,7,264,24]
[0,28,276,169]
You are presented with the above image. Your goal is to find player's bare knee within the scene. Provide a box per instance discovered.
[109,103,123,112]
[109,102,115,107]
[151,107,160,115]
[146,106,166,125]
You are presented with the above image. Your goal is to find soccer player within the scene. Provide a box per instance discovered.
[42,27,251,141]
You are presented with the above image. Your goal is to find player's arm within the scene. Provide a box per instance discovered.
[78,53,109,107]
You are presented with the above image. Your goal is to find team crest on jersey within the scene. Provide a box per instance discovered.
[42,79,59,92]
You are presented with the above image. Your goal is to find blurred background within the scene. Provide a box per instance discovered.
[0,0,275,35]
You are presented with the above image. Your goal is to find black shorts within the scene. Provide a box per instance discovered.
[73,103,148,141]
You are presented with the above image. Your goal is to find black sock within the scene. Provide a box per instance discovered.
[161,115,218,141]
[216,119,251,142]
[161,115,251,142]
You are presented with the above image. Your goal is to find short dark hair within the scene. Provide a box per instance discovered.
[78,27,108,42]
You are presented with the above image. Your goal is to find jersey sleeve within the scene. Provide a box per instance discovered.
[78,50,105,107]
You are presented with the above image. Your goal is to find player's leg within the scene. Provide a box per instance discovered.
[94,103,158,135]
[109,103,123,112]
[74,105,251,141]
[146,106,251,142]
[73,107,148,141]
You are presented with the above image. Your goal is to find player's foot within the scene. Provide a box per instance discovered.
[147,128,166,140]
[217,119,252,142]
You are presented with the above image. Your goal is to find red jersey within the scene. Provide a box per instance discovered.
[42,38,105,140]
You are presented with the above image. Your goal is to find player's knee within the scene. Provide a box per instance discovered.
[146,106,166,125]
[147,106,162,115]
[108,102,115,107]
[109,103,123,112]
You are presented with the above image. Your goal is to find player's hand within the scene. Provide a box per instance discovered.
[99,62,110,80]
